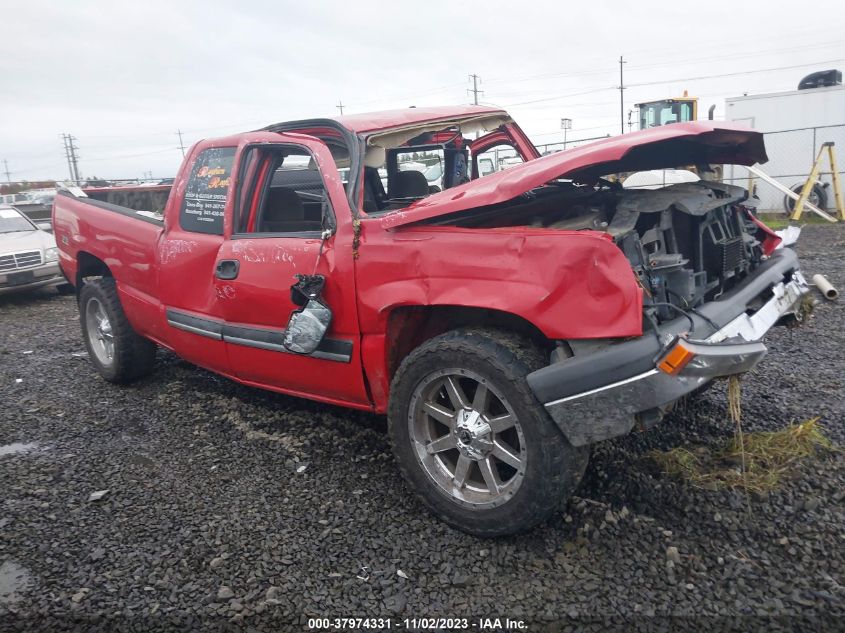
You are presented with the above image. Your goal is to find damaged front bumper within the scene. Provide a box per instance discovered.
[527,249,810,447]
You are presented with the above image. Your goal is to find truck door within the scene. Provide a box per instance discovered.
[212,133,370,407]
[157,142,237,376]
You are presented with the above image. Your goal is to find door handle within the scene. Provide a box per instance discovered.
[215,259,240,280]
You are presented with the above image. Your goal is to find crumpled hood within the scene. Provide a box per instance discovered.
[381,121,767,229]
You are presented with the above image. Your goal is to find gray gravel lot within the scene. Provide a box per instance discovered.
[1,224,843,632]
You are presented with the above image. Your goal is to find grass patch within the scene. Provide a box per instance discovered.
[757,214,836,230]
[651,418,835,494]
[758,217,791,230]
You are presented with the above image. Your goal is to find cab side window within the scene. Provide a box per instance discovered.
[179,147,236,235]
[235,147,330,236]
[473,144,523,179]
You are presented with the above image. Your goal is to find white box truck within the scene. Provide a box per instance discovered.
[724,70,845,213]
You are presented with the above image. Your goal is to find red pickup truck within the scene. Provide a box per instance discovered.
[54,106,809,536]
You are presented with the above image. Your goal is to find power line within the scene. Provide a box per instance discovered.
[503,86,611,107]
[483,37,845,90]
[501,57,845,109]
[345,80,466,109]
[626,57,845,88]
[515,80,801,115]
[84,146,179,162]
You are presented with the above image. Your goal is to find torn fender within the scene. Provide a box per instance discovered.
[355,224,643,340]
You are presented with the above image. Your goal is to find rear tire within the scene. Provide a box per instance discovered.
[79,278,156,383]
[388,328,589,537]
[784,183,827,214]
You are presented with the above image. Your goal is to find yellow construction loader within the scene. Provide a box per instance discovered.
[637,91,702,129]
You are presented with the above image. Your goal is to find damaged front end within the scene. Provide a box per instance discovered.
[608,180,781,324]
[527,258,808,447]
[523,177,809,446]
[377,122,810,446]
[411,177,808,447]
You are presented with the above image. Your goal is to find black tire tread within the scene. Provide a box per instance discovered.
[79,278,156,383]
[388,327,588,537]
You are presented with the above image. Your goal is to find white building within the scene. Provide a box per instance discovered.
[724,73,845,213]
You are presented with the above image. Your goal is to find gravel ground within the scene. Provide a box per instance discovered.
[1,225,843,632]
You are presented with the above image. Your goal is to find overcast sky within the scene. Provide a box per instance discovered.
[2,0,844,182]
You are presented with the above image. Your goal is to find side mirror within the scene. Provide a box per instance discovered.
[283,299,332,354]
[36,221,52,232]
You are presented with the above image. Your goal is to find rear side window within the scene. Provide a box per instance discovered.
[180,147,236,234]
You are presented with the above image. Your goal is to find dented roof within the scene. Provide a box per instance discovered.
[332,105,506,133]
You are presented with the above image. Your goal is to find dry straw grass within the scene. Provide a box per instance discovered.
[651,417,835,494]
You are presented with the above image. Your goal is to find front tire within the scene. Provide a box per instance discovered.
[388,328,588,537]
[79,278,156,383]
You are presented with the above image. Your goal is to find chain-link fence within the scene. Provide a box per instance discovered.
[473,134,612,175]
[536,134,611,155]
[724,124,845,215]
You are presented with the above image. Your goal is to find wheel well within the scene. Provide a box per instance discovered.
[384,305,551,381]
[76,251,112,288]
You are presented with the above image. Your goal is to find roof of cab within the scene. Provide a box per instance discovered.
[330,105,505,133]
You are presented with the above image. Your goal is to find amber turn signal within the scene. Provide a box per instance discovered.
[657,340,695,375]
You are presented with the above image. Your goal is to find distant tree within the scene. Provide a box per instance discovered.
[0,180,57,195]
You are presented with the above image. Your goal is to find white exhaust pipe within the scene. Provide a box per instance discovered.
[812,274,839,300]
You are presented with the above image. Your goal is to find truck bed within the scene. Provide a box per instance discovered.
[52,191,165,338]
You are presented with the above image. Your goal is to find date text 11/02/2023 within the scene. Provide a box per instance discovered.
[307,617,527,630]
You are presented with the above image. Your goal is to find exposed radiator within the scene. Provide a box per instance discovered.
[720,236,744,275]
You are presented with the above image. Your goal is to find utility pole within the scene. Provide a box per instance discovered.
[2,159,11,184]
[618,56,626,135]
[69,135,80,183]
[176,129,186,157]
[467,74,482,105]
[62,133,81,183]
[336,100,345,115]
[62,134,71,181]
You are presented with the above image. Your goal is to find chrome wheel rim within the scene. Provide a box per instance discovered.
[409,368,526,508]
[85,297,114,366]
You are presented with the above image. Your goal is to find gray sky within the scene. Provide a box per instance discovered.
[2,0,844,181]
